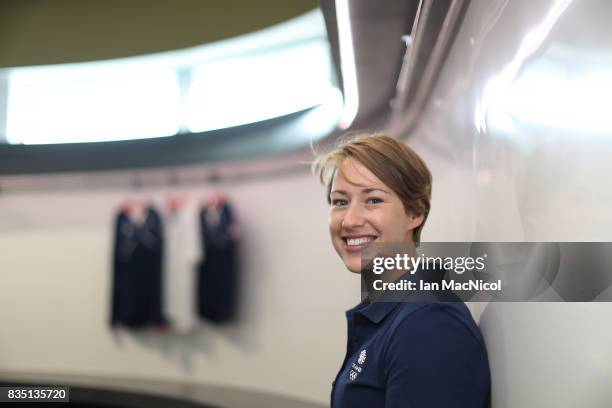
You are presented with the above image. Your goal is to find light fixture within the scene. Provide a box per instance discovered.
[334,0,359,129]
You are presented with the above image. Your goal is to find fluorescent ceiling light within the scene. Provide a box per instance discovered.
[335,0,359,129]
[475,0,573,134]
[3,10,338,144]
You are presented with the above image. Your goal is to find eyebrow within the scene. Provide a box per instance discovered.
[330,188,391,195]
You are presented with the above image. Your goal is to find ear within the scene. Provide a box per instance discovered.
[407,213,424,230]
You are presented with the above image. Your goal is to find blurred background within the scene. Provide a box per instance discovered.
[0,0,611,407]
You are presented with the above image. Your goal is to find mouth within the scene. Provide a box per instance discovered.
[342,236,378,253]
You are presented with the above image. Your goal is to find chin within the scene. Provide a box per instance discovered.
[343,258,362,273]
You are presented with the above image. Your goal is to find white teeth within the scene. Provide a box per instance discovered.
[346,237,374,246]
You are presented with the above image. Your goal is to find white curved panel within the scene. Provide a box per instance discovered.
[480,303,612,408]
[399,0,612,406]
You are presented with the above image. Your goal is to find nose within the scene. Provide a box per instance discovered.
[341,202,366,229]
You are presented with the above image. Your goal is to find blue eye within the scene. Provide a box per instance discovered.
[367,197,383,204]
[332,199,348,207]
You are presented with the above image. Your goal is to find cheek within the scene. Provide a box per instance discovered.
[329,211,341,232]
[396,216,416,239]
[376,210,411,239]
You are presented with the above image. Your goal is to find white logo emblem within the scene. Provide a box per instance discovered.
[348,349,367,381]
[358,349,367,365]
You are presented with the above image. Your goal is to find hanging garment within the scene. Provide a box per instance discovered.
[111,204,166,328]
[163,197,201,333]
[197,197,239,323]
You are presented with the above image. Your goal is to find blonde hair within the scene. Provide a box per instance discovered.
[313,133,432,243]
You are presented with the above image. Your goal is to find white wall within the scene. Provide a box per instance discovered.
[407,0,612,406]
[0,172,361,404]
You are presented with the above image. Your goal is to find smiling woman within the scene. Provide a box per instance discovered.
[315,134,431,272]
[312,133,491,408]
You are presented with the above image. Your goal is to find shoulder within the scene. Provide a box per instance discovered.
[382,302,491,407]
[395,302,482,341]
[384,302,487,366]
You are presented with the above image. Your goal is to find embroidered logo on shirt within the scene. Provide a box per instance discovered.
[358,349,367,365]
[349,349,367,381]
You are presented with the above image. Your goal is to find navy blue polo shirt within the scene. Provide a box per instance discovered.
[331,299,490,407]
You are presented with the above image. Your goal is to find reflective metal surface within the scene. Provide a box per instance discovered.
[401,0,612,406]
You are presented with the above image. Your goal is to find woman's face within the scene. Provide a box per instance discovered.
[329,157,424,273]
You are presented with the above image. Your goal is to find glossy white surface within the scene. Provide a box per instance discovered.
[400,0,612,406]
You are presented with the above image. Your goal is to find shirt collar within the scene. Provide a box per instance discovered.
[358,300,401,324]
[345,294,404,324]
[348,268,441,324]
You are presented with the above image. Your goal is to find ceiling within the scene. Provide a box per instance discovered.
[0,0,317,67]
[320,0,467,130]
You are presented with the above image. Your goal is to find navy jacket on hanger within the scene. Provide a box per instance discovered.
[111,206,166,328]
[197,199,239,323]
